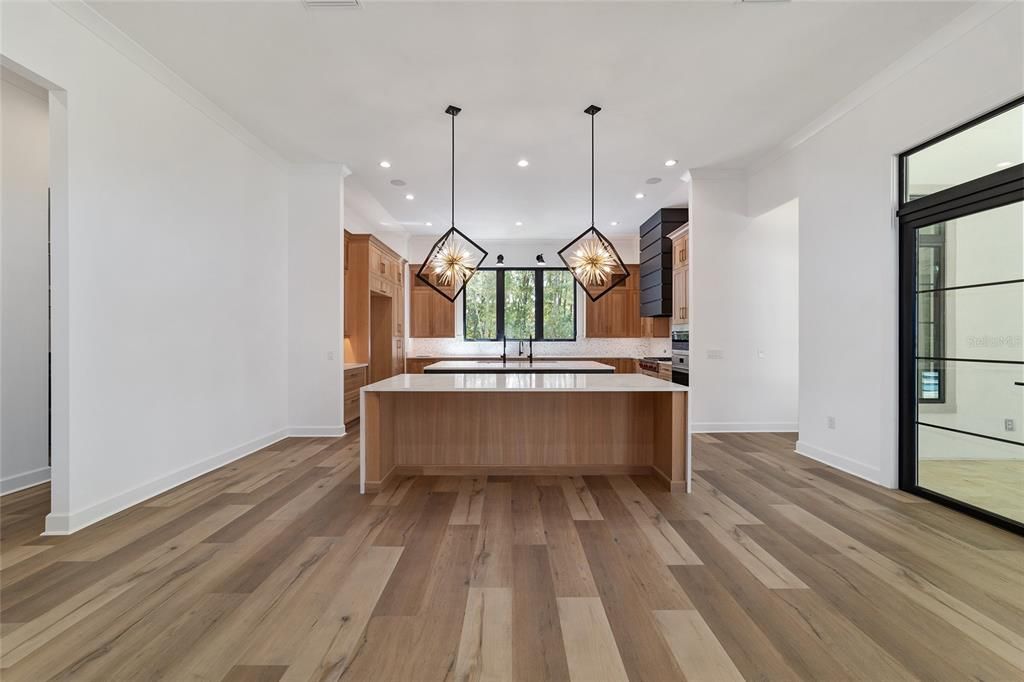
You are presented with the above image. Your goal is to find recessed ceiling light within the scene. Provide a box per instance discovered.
[379,160,391,168]
[405,193,415,200]
[517,159,529,168]
[610,221,619,226]
[635,193,645,199]
[664,159,677,167]
[426,221,433,227]
[515,221,523,226]
[996,161,1014,168]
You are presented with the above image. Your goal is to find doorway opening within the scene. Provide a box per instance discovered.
[1,67,50,505]
[0,58,69,535]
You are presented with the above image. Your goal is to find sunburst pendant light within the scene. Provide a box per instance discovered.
[558,105,629,302]
[416,105,488,302]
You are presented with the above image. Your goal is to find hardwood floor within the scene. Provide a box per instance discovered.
[1,432,1022,681]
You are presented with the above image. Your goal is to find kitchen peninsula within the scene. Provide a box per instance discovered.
[360,373,688,494]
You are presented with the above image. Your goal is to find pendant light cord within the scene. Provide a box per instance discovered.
[451,112,455,228]
[590,111,595,229]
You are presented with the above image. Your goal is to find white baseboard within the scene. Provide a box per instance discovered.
[1,466,51,496]
[43,428,290,535]
[692,422,798,434]
[795,440,892,488]
[287,426,346,437]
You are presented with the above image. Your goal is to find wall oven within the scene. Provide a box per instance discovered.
[671,329,689,387]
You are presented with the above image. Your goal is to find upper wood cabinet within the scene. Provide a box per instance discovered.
[586,265,668,339]
[409,264,455,338]
[344,231,406,377]
[673,232,689,268]
[671,232,689,325]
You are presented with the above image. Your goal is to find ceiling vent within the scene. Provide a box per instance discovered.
[302,0,360,8]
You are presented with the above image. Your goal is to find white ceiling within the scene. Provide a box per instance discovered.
[90,0,970,238]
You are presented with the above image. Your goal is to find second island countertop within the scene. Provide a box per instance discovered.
[423,360,614,374]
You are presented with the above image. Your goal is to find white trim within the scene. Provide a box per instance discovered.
[795,439,893,489]
[684,168,746,182]
[747,2,1015,173]
[692,422,798,434]
[288,426,346,437]
[43,428,289,535]
[53,0,286,167]
[0,467,51,496]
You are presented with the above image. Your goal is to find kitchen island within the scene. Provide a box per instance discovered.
[423,360,614,374]
[360,373,688,494]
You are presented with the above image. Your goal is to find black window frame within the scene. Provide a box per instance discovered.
[463,267,578,342]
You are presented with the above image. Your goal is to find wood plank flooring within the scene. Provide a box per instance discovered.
[2,432,1023,681]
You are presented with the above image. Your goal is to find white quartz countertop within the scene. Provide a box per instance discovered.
[410,355,644,360]
[424,360,614,373]
[362,373,687,393]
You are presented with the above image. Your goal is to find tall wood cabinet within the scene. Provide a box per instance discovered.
[671,232,689,325]
[586,264,670,338]
[344,231,406,382]
[409,264,455,338]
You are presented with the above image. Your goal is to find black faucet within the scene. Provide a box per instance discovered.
[501,337,507,365]
[528,337,534,364]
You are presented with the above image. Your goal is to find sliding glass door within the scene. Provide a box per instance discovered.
[899,97,1024,532]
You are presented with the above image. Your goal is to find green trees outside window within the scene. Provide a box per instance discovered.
[464,268,576,341]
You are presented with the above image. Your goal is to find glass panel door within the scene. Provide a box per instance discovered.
[900,97,1024,532]
[913,204,1023,523]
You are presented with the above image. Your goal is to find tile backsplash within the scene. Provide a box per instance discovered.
[408,337,671,359]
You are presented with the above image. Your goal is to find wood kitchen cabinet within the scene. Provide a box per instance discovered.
[345,231,406,381]
[586,265,668,338]
[409,265,455,338]
[671,232,689,325]
[343,365,368,426]
[673,231,689,268]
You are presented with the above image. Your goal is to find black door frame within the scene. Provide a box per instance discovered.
[897,95,1024,535]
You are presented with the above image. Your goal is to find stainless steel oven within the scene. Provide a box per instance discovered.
[671,329,689,386]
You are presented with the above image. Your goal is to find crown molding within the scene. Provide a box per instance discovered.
[53,0,288,167]
[746,1,1015,174]
[684,168,746,183]
[289,163,353,178]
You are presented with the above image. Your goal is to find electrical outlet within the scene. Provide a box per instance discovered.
[827,416,836,430]
[1006,418,1016,432]
[707,349,724,360]
[757,349,766,359]
[327,351,336,361]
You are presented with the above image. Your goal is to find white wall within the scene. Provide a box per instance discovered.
[746,2,1024,486]
[688,171,799,433]
[288,165,345,435]
[1,70,51,494]
[405,234,671,359]
[2,1,293,532]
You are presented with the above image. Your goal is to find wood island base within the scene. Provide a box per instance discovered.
[360,385,688,494]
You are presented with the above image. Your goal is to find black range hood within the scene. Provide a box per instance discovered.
[639,208,689,317]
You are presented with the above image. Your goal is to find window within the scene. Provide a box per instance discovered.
[916,223,946,403]
[464,268,577,341]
